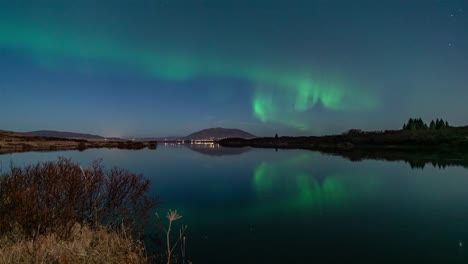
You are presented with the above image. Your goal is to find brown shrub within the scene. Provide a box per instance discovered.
[0,158,158,239]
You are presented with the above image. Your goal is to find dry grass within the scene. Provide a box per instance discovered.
[0,223,147,264]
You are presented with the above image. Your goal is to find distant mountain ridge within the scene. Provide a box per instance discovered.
[136,127,255,141]
[186,127,256,140]
[9,128,255,141]
[26,130,105,140]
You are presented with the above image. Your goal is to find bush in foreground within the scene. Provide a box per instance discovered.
[0,158,157,239]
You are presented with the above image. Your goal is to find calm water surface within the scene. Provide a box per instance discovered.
[1,145,468,263]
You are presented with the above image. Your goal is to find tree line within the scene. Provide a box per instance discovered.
[403,118,450,130]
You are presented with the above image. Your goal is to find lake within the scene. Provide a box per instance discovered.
[1,144,468,263]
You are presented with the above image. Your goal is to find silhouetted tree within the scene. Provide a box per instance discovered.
[419,118,428,129]
[435,118,450,130]
[415,118,451,130]
[403,118,428,130]
[275,133,278,139]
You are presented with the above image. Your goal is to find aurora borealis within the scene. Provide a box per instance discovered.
[1,0,467,137]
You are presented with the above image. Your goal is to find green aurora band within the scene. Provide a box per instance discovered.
[0,19,378,129]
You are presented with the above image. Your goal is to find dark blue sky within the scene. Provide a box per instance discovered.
[1,0,467,137]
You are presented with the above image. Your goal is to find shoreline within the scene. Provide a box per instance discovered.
[0,131,157,155]
[218,126,468,151]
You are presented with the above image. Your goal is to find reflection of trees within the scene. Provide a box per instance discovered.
[318,148,468,169]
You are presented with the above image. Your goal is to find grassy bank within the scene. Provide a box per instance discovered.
[219,126,468,150]
[0,223,147,264]
[0,131,157,154]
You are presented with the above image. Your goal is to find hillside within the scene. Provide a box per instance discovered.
[0,131,156,154]
[26,130,105,140]
[186,127,256,140]
[219,126,468,150]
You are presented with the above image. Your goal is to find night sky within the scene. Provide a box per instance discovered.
[1,0,467,138]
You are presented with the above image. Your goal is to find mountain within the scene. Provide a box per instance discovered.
[26,130,105,140]
[186,127,256,140]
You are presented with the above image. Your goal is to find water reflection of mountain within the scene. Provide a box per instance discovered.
[319,148,468,169]
[186,144,251,156]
